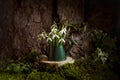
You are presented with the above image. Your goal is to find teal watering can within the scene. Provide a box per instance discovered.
[48,39,78,61]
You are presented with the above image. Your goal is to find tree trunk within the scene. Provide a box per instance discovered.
[57,0,84,24]
[0,0,54,60]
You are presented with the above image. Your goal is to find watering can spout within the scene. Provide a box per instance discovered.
[66,39,78,55]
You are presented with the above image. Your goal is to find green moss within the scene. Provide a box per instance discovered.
[0,72,26,80]
[26,70,65,80]
[58,64,82,80]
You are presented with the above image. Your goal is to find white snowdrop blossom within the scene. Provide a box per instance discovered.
[40,32,47,39]
[51,27,58,33]
[58,38,65,44]
[52,34,60,39]
[47,37,52,42]
[59,28,67,35]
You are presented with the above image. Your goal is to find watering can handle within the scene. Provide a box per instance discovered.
[71,39,78,45]
[66,39,78,55]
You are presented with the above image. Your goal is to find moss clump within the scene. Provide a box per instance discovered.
[0,72,26,80]
[26,70,65,80]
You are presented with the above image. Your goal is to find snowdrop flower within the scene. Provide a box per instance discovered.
[58,38,65,44]
[101,56,107,64]
[51,23,57,29]
[40,32,47,39]
[52,34,60,39]
[47,37,52,42]
[51,27,58,33]
[59,28,67,35]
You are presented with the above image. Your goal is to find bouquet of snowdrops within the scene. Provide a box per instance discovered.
[38,22,71,46]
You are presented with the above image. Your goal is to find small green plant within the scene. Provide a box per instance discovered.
[21,50,39,64]
[92,29,117,64]
[94,48,108,64]
[93,29,107,48]
[5,62,30,73]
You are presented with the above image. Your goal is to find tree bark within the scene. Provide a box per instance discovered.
[57,0,84,24]
[0,0,54,60]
